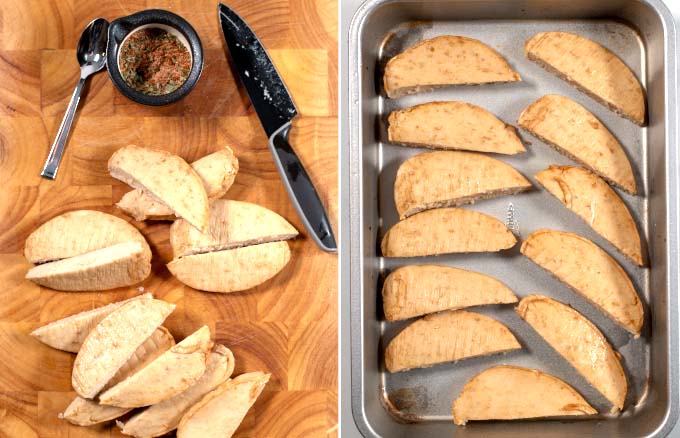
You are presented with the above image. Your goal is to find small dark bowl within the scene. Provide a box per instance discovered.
[106,9,203,106]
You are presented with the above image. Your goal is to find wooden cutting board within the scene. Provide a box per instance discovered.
[0,1,338,437]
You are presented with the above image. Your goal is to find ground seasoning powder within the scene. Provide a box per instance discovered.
[119,28,191,95]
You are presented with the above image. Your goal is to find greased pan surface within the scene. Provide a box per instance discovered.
[346,1,679,437]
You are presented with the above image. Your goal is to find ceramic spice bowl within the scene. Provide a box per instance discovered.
[106,9,204,106]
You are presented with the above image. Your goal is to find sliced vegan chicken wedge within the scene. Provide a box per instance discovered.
[177,371,270,438]
[525,31,645,125]
[167,241,291,293]
[117,147,239,221]
[119,345,235,438]
[452,365,596,425]
[24,209,150,264]
[382,265,518,321]
[521,229,643,336]
[387,101,525,154]
[60,398,131,427]
[518,94,636,193]
[99,326,213,408]
[516,295,627,411]
[108,145,210,232]
[72,298,175,399]
[384,35,521,98]
[30,293,152,353]
[535,165,643,265]
[61,327,175,426]
[170,200,298,258]
[385,310,521,373]
[25,241,151,291]
[381,208,516,257]
[394,150,532,218]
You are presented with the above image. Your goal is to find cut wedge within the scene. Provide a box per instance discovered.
[118,147,239,221]
[525,31,645,125]
[177,371,270,438]
[119,345,235,438]
[452,365,596,425]
[168,241,291,293]
[25,241,151,291]
[61,327,175,426]
[24,210,150,264]
[170,200,298,258]
[72,298,175,399]
[387,101,525,154]
[30,293,152,353]
[99,326,213,408]
[394,151,532,218]
[518,94,636,193]
[522,229,643,336]
[103,326,176,392]
[108,145,210,232]
[59,397,131,427]
[381,208,516,257]
[385,310,521,372]
[382,265,518,321]
[535,166,643,265]
[384,35,520,98]
[516,295,627,411]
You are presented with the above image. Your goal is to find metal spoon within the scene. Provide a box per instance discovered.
[41,18,109,180]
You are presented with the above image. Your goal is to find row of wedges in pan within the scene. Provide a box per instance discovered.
[383,32,645,125]
[385,294,628,421]
[383,163,643,266]
[30,293,268,437]
[24,146,298,293]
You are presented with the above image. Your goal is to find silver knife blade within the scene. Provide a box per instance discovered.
[218,3,297,138]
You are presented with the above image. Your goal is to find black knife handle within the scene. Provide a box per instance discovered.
[269,122,337,252]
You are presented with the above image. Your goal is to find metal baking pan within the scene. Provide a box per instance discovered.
[347,0,678,436]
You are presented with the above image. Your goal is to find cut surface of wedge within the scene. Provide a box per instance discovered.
[30,293,152,353]
[452,365,596,425]
[119,345,235,438]
[108,145,210,232]
[60,397,131,426]
[117,147,239,222]
[24,210,151,264]
[72,298,175,399]
[177,371,270,438]
[25,241,151,291]
[384,35,520,98]
[522,229,643,336]
[394,150,532,218]
[103,326,176,392]
[385,310,521,372]
[170,200,298,258]
[381,208,516,257]
[382,265,518,321]
[518,94,635,193]
[99,326,213,408]
[525,31,645,125]
[516,295,627,411]
[535,165,642,265]
[168,241,291,293]
[387,101,525,154]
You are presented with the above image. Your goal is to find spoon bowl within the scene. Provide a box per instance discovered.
[77,18,110,76]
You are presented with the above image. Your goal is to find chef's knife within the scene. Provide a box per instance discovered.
[218,3,337,253]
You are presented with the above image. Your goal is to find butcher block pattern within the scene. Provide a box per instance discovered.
[0,0,338,437]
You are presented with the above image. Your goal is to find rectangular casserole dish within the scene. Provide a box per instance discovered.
[346,0,679,436]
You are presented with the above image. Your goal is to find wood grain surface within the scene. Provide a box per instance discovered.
[0,1,338,437]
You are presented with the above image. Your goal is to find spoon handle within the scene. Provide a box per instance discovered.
[41,76,86,180]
